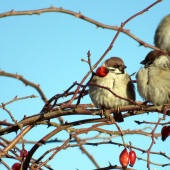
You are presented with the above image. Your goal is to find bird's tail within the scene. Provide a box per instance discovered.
[113,112,124,122]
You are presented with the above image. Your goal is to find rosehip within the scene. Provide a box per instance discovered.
[96,66,109,77]
[20,149,28,157]
[129,150,136,167]
[161,126,170,141]
[119,148,129,168]
[12,163,21,170]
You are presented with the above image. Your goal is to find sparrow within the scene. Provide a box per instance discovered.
[89,57,136,122]
[136,50,170,106]
[154,14,170,53]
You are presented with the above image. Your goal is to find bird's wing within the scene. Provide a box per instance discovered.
[127,79,136,101]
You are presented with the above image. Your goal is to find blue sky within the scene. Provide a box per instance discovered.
[0,0,170,170]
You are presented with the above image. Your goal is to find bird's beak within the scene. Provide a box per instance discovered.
[118,65,127,73]
[140,60,146,65]
[105,68,109,73]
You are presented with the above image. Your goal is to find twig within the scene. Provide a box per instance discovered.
[135,120,170,125]
[0,95,38,108]
[75,136,100,169]
[0,71,47,102]
[147,118,162,170]
[137,156,170,167]
[0,159,12,170]
[75,82,137,105]
[0,125,32,157]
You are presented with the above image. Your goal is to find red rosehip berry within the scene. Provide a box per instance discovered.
[161,126,170,141]
[119,148,129,168]
[20,149,28,157]
[96,66,109,77]
[129,150,136,167]
[12,163,21,170]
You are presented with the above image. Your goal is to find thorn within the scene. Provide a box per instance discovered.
[75,11,81,18]
[23,115,27,119]
[11,9,14,13]
[125,29,130,33]
[51,4,54,9]
[15,130,18,135]
[47,120,51,128]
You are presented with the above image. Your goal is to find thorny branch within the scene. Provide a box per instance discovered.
[1,1,169,170]
[0,4,162,52]
[0,71,47,103]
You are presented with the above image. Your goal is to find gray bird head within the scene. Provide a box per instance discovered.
[102,57,127,74]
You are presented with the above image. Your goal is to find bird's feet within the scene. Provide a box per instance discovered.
[136,101,149,106]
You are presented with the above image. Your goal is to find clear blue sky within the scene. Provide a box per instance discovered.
[0,0,170,170]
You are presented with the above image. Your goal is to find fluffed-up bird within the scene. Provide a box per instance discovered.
[136,50,170,105]
[89,57,136,122]
[154,14,170,53]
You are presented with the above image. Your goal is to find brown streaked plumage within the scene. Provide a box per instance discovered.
[141,50,169,64]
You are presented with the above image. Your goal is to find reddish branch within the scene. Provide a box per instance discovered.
[75,136,100,168]
[75,82,137,105]
[0,125,32,157]
[0,5,161,52]
[0,159,11,170]
[147,118,162,170]
[0,95,38,108]
[0,103,169,136]
[67,140,170,161]
[24,121,113,170]
[135,120,170,125]
[0,71,47,103]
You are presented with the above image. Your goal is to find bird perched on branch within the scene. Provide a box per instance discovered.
[89,57,136,122]
[154,14,170,54]
[136,50,170,106]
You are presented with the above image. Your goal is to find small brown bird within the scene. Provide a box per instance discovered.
[136,50,170,105]
[89,57,136,122]
[154,14,170,53]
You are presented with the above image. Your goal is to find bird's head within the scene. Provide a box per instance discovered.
[101,57,127,74]
[140,50,170,69]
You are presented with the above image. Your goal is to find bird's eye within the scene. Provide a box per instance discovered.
[110,69,115,72]
[146,60,152,66]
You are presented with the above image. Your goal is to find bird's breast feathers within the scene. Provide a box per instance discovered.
[89,73,132,108]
